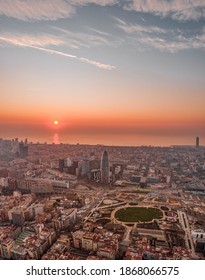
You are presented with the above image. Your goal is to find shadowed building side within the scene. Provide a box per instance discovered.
[196,136,199,148]
[101,150,110,184]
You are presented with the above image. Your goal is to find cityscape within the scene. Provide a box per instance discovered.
[0,137,205,260]
[1,0,205,261]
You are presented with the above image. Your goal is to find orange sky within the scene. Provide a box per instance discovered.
[1,1,205,146]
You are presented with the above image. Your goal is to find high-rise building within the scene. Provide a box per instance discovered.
[19,141,28,158]
[59,159,64,172]
[196,136,199,148]
[79,160,90,176]
[101,151,110,184]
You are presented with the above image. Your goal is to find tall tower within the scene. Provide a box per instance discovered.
[196,136,199,148]
[101,151,110,184]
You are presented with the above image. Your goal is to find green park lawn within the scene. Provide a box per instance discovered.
[115,207,163,222]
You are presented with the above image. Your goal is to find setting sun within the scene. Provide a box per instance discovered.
[54,120,59,126]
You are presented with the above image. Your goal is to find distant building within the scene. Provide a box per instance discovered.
[59,158,78,175]
[0,168,9,178]
[65,157,73,167]
[130,175,141,183]
[19,141,28,158]
[90,169,101,182]
[191,230,205,239]
[0,238,15,259]
[196,136,199,148]
[59,159,65,172]
[97,246,116,259]
[90,159,101,170]
[147,176,159,184]
[12,211,25,227]
[140,177,147,188]
[195,239,205,257]
[101,151,110,184]
[79,159,90,177]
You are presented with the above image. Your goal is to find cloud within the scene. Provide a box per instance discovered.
[128,32,205,53]
[77,56,115,70]
[0,33,116,70]
[52,26,110,48]
[0,0,75,21]
[115,17,166,34]
[0,0,204,22]
[0,33,66,47]
[0,29,116,50]
[85,26,112,37]
[126,0,205,21]
[31,46,116,70]
[115,17,205,52]
[51,25,122,49]
[0,0,118,21]
[70,0,118,6]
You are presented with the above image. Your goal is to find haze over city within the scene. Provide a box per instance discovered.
[1,0,205,146]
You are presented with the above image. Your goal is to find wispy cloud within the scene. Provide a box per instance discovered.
[0,0,204,22]
[51,26,110,48]
[115,17,205,52]
[115,17,166,34]
[0,0,118,21]
[31,46,116,70]
[126,31,205,53]
[0,31,86,49]
[126,0,205,21]
[0,33,116,70]
[70,0,118,6]
[0,33,66,47]
[84,26,112,37]
[0,0,75,21]
[77,56,115,70]
[51,25,122,49]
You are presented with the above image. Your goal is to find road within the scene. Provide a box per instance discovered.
[79,188,106,222]
[177,210,198,259]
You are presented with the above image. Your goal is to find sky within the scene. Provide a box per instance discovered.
[0,0,205,146]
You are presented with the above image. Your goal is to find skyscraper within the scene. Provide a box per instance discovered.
[196,136,199,148]
[101,151,110,184]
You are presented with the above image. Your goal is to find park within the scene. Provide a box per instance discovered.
[115,207,163,223]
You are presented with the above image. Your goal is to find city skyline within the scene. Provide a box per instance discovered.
[1,0,205,146]
[1,137,205,260]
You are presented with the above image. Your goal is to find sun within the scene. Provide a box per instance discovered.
[54,120,59,126]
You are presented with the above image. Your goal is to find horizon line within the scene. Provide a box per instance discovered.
[0,137,203,149]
